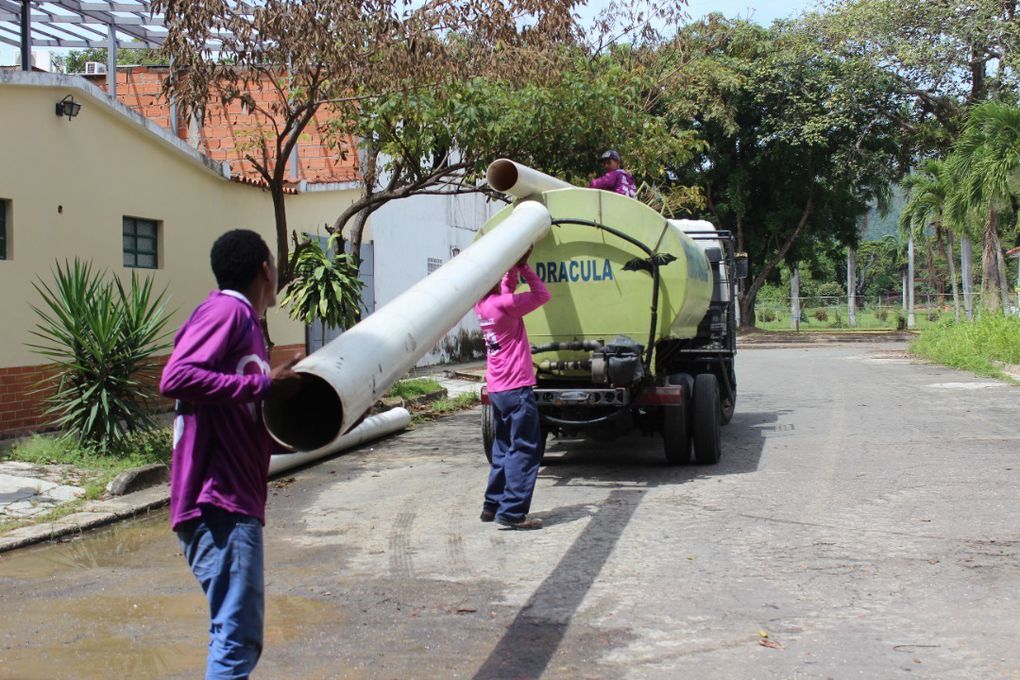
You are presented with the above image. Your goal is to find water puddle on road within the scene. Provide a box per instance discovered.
[0,512,171,580]
[0,513,343,680]
[0,592,340,680]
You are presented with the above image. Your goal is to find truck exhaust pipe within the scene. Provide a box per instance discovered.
[263,200,552,453]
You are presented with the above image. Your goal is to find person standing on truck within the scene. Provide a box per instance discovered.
[588,149,637,198]
[475,247,551,530]
[160,229,302,680]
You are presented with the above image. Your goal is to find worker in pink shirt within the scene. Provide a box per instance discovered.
[475,247,551,530]
[588,149,637,197]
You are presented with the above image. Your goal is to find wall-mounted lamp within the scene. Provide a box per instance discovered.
[55,95,82,121]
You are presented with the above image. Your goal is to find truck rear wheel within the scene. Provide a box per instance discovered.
[482,404,547,464]
[482,403,495,463]
[662,403,691,465]
[692,373,722,465]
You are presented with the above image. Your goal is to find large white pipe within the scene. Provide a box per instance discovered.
[268,407,411,476]
[486,158,572,199]
[264,200,552,451]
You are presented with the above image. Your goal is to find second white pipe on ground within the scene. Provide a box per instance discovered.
[268,407,411,476]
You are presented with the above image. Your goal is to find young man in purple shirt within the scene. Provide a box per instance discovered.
[161,229,301,679]
[588,149,638,198]
[475,247,551,530]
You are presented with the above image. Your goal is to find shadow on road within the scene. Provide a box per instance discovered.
[471,409,778,679]
[471,488,642,680]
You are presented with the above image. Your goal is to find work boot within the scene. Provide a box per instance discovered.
[480,509,495,522]
[495,515,542,530]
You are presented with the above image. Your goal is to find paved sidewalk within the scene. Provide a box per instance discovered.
[0,462,86,520]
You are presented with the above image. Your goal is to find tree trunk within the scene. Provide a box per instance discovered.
[982,206,1002,313]
[945,236,961,322]
[961,236,974,320]
[847,247,857,327]
[271,183,290,290]
[907,233,916,328]
[994,229,1010,312]
[737,194,814,330]
[738,288,757,330]
[790,265,800,331]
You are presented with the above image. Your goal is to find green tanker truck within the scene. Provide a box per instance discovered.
[478,160,747,465]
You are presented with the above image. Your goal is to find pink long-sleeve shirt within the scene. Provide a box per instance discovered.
[588,169,637,197]
[474,264,551,393]
[160,290,273,529]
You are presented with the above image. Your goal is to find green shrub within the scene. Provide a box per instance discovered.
[28,259,172,451]
[876,309,889,322]
[814,308,828,322]
[759,308,777,323]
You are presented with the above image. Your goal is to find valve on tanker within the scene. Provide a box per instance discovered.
[591,336,645,386]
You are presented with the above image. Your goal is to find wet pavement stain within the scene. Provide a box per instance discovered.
[0,512,342,680]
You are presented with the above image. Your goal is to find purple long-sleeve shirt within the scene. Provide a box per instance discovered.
[588,169,637,197]
[475,264,551,393]
[160,290,273,529]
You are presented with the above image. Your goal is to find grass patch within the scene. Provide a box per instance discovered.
[911,314,1020,380]
[411,392,480,424]
[0,428,173,534]
[386,378,443,400]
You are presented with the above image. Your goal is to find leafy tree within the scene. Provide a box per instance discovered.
[945,101,1020,312]
[816,0,1020,152]
[900,159,964,320]
[328,46,704,267]
[153,0,589,289]
[664,17,905,326]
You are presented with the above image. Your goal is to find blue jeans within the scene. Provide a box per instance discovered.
[485,386,543,522]
[177,505,264,680]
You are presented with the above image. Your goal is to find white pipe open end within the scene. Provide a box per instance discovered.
[263,372,344,452]
[486,159,572,199]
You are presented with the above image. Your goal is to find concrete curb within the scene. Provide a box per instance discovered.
[0,484,169,554]
[106,463,169,496]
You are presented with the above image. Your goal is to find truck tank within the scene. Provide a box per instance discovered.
[477,188,714,364]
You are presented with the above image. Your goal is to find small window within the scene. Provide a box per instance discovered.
[427,257,443,275]
[0,199,8,260]
[123,216,159,269]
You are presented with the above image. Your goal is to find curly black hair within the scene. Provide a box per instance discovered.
[210,229,271,291]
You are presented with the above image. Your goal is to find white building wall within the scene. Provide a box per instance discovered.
[372,190,502,366]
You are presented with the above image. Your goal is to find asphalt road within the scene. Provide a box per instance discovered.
[1,342,1019,680]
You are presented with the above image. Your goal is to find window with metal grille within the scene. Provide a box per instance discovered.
[0,200,7,260]
[123,216,159,269]
[427,257,443,274]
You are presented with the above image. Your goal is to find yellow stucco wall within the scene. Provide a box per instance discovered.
[0,78,362,368]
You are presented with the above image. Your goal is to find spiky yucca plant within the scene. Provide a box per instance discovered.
[28,259,172,451]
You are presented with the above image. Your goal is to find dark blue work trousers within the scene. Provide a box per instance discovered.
[485,386,543,522]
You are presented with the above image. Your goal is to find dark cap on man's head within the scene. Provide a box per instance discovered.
[601,149,621,162]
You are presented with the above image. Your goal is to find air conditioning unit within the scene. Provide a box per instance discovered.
[84,61,107,75]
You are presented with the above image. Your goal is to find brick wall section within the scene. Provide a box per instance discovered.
[86,67,359,185]
[0,344,306,439]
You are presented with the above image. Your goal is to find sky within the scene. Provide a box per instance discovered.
[0,0,820,67]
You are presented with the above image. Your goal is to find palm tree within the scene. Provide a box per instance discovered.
[945,101,1020,313]
[900,159,962,321]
